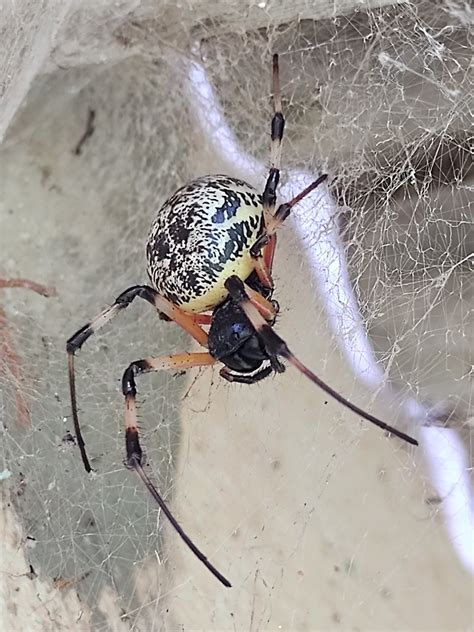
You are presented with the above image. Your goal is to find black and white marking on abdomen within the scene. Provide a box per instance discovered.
[146,175,264,312]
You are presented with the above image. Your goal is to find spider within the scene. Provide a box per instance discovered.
[67,54,418,588]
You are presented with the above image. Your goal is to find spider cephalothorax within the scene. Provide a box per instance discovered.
[208,274,284,378]
[67,54,417,589]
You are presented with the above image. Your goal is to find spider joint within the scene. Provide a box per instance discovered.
[270,356,286,373]
[271,112,285,141]
[250,236,269,258]
[224,275,246,300]
[66,324,92,352]
[262,168,280,206]
[125,428,142,466]
[260,325,290,359]
[275,203,291,222]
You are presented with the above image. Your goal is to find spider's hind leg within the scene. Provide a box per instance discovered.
[121,351,231,587]
[262,53,285,225]
[122,352,215,467]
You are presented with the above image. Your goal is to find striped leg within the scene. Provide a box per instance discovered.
[263,54,284,225]
[243,281,278,322]
[122,351,231,587]
[252,54,285,288]
[67,285,209,472]
[251,174,328,259]
[252,55,328,283]
[224,276,418,447]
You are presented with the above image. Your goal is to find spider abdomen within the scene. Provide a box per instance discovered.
[147,175,263,313]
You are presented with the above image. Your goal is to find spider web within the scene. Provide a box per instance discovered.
[0,1,472,630]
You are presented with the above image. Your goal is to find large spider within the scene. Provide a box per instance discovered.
[67,55,417,588]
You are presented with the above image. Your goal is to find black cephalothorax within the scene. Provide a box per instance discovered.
[208,274,284,379]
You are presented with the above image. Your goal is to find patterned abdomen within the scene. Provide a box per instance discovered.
[147,175,263,313]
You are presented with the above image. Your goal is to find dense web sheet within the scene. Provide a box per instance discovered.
[0,1,472,630]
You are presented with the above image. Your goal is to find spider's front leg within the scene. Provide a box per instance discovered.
[252,54,284,288]
[120,351,231,588]
[251,53,328,285]
[251,173,329,263]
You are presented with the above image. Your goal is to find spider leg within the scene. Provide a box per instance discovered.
[243,282,278,322]
[270,54,284,179]
[263,54,284,226]
[67,285,209,472]
[263,234,277,277]
[251,174,328,259]
[252,54,284,288]
[191,313,212,325]
[122,351,231,587]
[0,278,55,428]
[253,244,275,289]
[224,276,418,447]
[252,55,328,280]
